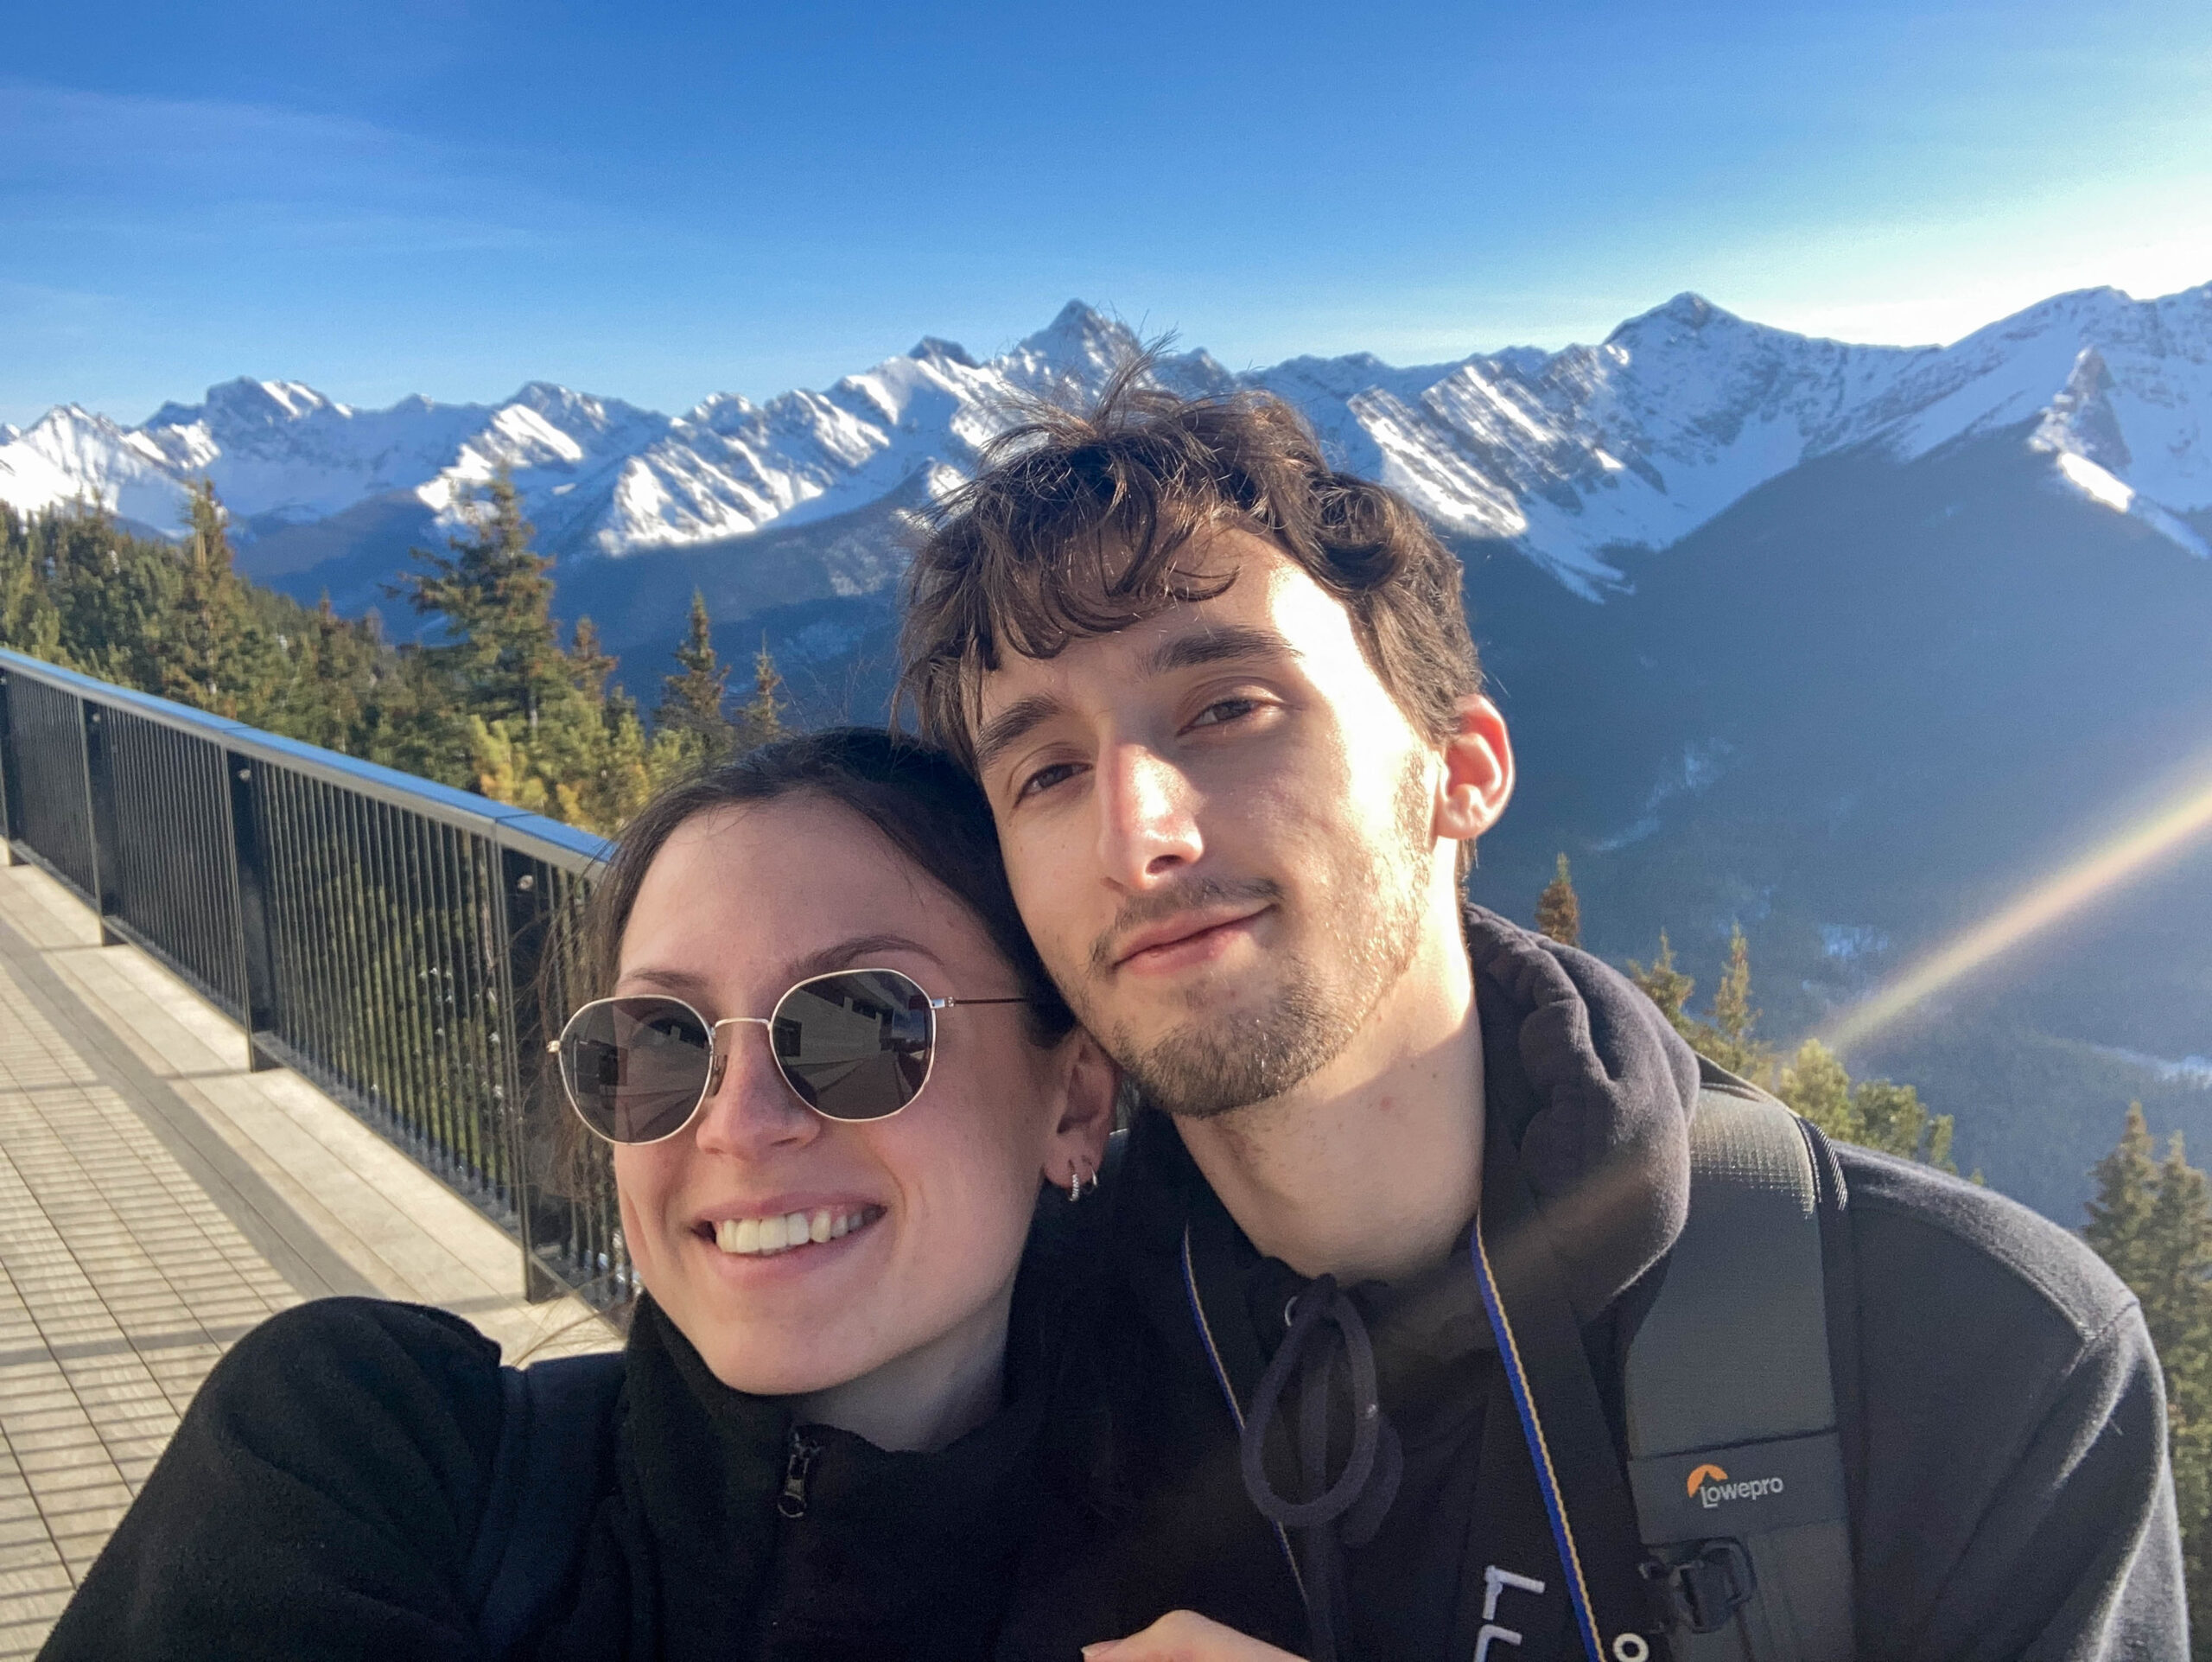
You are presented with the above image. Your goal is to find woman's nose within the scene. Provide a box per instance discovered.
[690,1030,819,1156]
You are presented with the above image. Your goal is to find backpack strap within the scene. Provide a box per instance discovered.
[1622,1073,1856,1662]
[465,1350,627,1660]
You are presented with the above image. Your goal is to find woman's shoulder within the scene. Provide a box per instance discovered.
[40,1300,522,1659]
[199,1296,511,1473]
[218,1295,505,1390]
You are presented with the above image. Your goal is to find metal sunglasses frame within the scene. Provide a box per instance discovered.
[546,967,1031,1145]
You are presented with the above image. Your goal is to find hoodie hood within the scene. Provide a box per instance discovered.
[1465,903,1701,1320]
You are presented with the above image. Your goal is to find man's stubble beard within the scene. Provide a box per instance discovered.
[1083,754,1439,1122]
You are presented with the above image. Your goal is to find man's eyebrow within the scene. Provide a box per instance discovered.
[973,627,1298,774]
[974,693,1066,774]
[1142,624,1301,678]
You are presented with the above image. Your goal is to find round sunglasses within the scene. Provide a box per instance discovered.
[548,967,1031,1144]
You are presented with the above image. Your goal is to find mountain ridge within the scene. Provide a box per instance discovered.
[6,284,2208,596]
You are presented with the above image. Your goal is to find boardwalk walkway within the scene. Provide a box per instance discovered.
[0,857,617,1656]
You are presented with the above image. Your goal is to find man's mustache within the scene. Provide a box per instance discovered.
[1086,876,1285,979]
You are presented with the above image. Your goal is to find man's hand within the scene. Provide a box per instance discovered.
[1082,1610,1306,1662]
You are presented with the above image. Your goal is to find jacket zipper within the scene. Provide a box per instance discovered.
[777,1429,821,1519]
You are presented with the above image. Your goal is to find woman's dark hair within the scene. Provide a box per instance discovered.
[548,727,1075,1194]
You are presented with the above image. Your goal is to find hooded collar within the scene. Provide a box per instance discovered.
[615,1287,1050,1659]
[1120,902,1700,1323]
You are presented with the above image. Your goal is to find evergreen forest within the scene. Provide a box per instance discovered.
[0,474,782,835]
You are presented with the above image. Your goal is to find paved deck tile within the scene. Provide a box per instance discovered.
[0,859,617,1653]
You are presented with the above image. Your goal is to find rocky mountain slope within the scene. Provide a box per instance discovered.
[7,286,2207,599]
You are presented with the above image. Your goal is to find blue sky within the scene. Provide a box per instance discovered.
[3,0,2209,428]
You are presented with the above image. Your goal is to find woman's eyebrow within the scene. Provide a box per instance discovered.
[785,933,947,982]
[616,934,949,1002]
[614,965,718,997]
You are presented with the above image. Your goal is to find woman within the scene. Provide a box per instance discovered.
[41,728,1116,1661]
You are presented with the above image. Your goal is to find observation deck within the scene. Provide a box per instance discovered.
[0,651,623,1654]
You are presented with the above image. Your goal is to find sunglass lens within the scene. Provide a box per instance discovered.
[773,971,933,1120]
[562,997,713,1143]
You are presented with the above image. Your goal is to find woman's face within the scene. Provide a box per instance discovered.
[610,793,1103,1405]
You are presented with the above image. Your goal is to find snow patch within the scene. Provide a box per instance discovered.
[2055,450,2135,513]
[2088,1045,2212,1088]
[1820,924,1891,962]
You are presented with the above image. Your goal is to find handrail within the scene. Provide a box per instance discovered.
[0,646,629,1306]
[0,647,610,872]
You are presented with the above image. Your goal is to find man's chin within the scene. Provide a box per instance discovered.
[1113,1010,1346,1123]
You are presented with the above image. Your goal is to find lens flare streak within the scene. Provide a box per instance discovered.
[1819,770,2212,1054]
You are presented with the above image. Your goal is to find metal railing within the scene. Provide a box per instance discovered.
[0,647,629,1306]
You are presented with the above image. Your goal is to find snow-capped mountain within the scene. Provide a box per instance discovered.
[5,284,2209,594]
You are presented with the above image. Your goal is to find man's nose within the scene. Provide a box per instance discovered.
[1095,742,1203,888]
[690,1029,820,1157]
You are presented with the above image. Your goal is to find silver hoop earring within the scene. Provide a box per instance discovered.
[1067,1159,1096,1203]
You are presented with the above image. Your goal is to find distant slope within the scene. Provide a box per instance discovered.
[1462,424,2212,1215]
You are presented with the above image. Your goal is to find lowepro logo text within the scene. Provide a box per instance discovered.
[1685,1463,1786,1511]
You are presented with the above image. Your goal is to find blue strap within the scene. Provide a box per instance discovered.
[1471,1221,1607,1662]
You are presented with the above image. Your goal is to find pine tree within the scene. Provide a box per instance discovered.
[733,635,785,751]
[2085,1104,2212,1653]
[655,590,734,764]
[1705,924,1767,1078]
[1852,1077,1954,1169]
[1535,853,1581,947]
[1627,932,1697,1037]
[163,479,245,712]
[2086,1104,2161,1291]
[393,470,568,733]
[1777,1038,1854,1134]
[567,617,617,705]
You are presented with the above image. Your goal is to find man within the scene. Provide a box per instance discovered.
[899,375,2183,1661]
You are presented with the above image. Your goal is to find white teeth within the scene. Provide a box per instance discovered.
[712,1207,874,1256]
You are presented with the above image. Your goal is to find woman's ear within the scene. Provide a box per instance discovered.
[1042,1031,1118,1188]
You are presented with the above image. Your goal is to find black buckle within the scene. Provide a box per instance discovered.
[1640,1539,1757,1635]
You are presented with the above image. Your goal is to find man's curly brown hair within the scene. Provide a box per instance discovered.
[896,359,1484,774]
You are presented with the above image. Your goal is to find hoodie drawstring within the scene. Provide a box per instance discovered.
[1238,1276,1404,1662]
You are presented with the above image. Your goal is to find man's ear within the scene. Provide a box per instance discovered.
[1043,1031,1119,1188]
[1436,693,1514,843]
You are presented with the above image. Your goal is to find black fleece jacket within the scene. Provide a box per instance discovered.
[1005,908,2184,1661]
[39,1288,1054,1661]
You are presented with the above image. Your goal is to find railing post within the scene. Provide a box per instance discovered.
[79,701,124,945]
[225,753,283,1072]
[0,667,21,864]
[497,844,563,1302]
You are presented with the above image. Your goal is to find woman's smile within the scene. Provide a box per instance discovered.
[702,1202,886,1258]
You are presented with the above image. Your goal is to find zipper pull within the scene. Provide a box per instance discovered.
[778,1429,821,1519]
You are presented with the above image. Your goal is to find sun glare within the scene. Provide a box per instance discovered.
[1820,765,2212,1055]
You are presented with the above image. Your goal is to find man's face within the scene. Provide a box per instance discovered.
[973,529,1472,1118]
